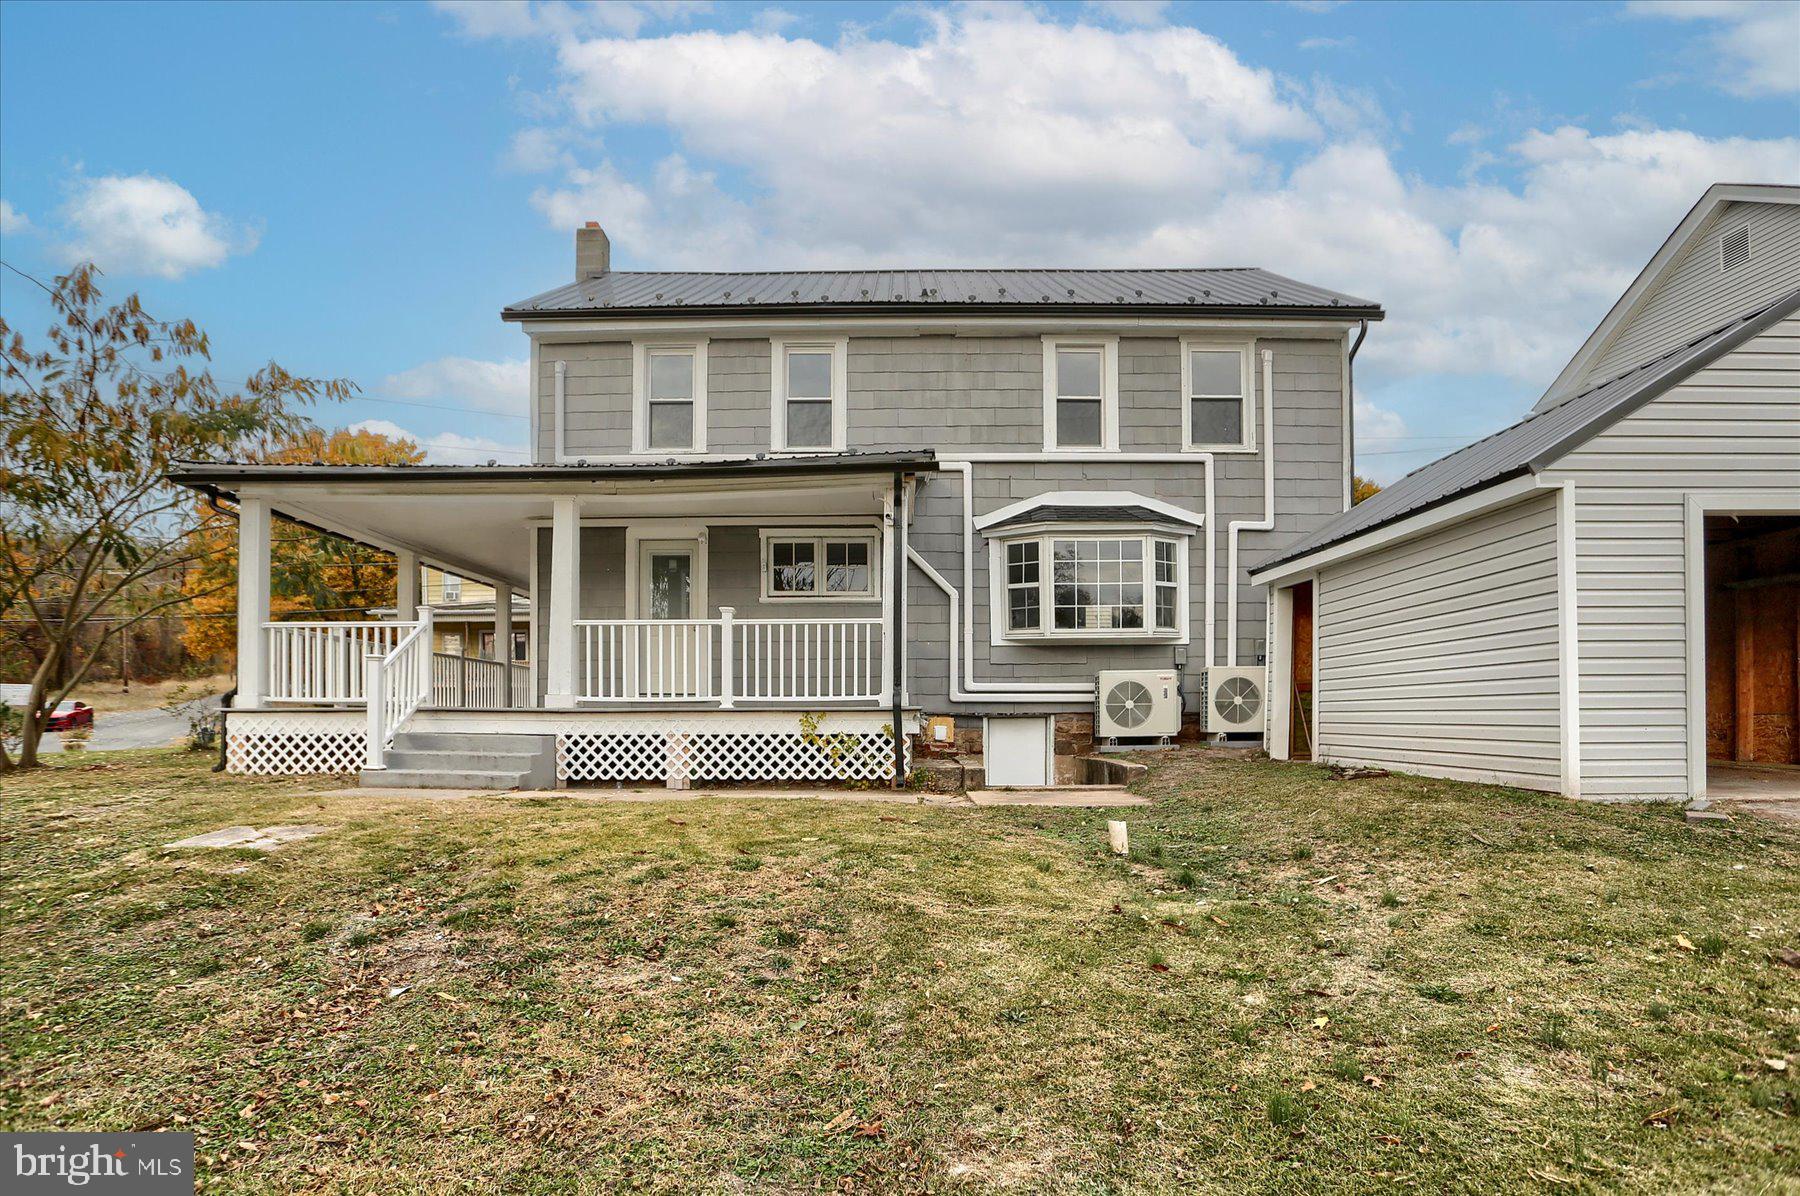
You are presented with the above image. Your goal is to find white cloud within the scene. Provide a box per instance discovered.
[1627,0,1800,97]
[1299,35,1354,50]
[56,174,255,279]
[750,7,798,34]
[504,127,569,173]
[473,3,1799,425]
[349,418,528,466]
[0,199,30,236]
[1082,1,1172,28]
[381,356,530,415]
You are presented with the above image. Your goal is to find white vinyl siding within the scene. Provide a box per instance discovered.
[1542,315,1800,799]
[1314,492,1563,790]
[1579,202,1800,390]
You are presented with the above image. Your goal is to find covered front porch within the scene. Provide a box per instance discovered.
[172,453,929,784]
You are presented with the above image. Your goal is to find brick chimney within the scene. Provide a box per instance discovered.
[575,222,610,281]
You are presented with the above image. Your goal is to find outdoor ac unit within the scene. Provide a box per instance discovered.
[1095,669,1182,742]
[1203,667,1267,734]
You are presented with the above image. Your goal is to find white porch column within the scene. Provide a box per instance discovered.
[394,549,420,621]
[235,496,271,708]
[546,497,581,709]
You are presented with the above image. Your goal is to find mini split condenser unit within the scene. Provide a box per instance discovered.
[1094,670,1182,742]
[1202,667,1267,734]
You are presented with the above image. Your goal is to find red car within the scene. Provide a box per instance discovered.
[46,701,94,732]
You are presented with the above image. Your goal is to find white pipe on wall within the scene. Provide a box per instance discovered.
[1225,349,1277,667]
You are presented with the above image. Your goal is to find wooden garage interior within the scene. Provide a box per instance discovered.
[1706,514,1800,767]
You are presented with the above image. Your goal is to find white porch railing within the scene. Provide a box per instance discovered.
[432,652,534,709]
[365,614,432,770]
[576,610,884,705]
[265,621,412,703]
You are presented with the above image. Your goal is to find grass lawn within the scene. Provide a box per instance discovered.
[2,748,1796,1193]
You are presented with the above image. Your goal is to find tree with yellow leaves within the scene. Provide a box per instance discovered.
[180,428,425,660]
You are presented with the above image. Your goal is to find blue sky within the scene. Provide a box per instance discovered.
[2,0,1796,479]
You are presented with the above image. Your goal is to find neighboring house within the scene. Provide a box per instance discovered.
[386,568,531,664]
[173,223,1380,788]
[1252,183,1800,804]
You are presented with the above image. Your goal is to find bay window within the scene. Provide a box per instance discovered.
[993,530,1186,641]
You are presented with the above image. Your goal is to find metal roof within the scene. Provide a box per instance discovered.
[504,268,1381,320]
[985,504,1171,530]
[1255,288,1800,575]
[168,449,937,490]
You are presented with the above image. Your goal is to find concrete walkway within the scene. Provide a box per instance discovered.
[1709,764,1800,826]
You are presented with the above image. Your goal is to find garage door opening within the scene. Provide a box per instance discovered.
[1704,514,1800,790]
[1289,580,1315,761]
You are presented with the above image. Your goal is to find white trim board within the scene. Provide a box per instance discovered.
[974,490,1206,531]
[1249,473,1556,588]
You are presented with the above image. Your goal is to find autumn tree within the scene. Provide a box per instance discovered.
[0,264,351,770]
[1351,475,1383,505]
[181,427,425,660]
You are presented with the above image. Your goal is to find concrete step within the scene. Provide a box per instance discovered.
[392,731,550,754]
[361,767,528,791]
[363,730,558,790]
[382,748,542,773]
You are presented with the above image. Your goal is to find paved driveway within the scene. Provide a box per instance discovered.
[38,696,222,754]
[1710,764,1800,826]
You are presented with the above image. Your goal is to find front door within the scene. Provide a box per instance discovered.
[636,540,706,697]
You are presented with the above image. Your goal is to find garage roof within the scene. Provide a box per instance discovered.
[1257,287,1800,575]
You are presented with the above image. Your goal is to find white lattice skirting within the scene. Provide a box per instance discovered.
[226,710,365,775]
[224,708,912,782]
[558,727,909,784]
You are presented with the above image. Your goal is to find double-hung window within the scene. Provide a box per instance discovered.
[762,532,878,600]
[772,338,846,451]
[1042,336,1118,451]
[1183,340,1253,450]
[633,341,708,453]
[994,531,1186,641]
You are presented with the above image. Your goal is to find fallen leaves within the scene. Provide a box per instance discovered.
[1673,935,1696,953]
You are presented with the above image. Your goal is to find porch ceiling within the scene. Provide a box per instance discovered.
[171,463,915,589]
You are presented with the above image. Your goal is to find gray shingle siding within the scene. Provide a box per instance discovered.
[539,330,1350,713]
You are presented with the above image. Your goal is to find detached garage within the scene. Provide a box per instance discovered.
[1253,184,1800,804]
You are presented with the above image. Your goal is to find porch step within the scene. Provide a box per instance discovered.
[360,730,556,791]
[367,768,534,791]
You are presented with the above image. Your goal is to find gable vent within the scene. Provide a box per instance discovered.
[1720,226,1751,272]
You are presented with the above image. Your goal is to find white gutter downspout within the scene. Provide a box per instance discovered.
[930,452,1217,702]
[1225,349,1277,666]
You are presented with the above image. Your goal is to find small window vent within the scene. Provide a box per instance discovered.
[1720,226,1750,272]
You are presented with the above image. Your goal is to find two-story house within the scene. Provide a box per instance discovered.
[174,224,1381,789]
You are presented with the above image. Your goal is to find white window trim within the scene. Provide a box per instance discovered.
[758,527,881,602]
[987,525,1190,646]
[1181,336,1256,453]
[1041,335,1120,453]
[631,338,709,455]
[770,337,848,452]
